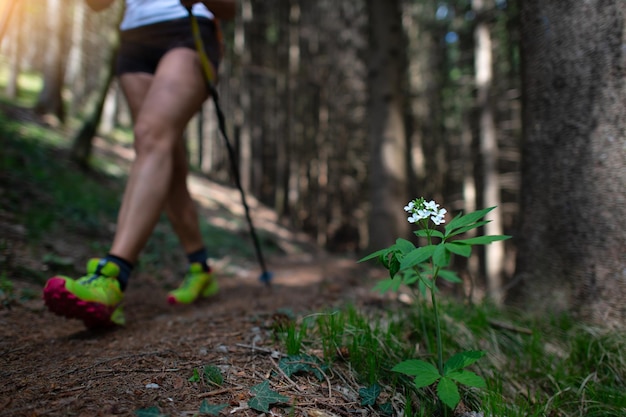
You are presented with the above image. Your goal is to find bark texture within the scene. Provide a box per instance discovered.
[366,0,409,249]
[510,0,626,327]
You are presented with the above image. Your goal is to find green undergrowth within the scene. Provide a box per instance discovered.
[1,111,122,241]
[273,302,626,416]
[0,102,279,282]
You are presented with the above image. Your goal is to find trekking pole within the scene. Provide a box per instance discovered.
[187,7,272,286]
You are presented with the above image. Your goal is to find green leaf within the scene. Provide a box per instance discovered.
[437,377,461,409]
[248,380,289,412]
[359,383,381,406]
[378,402,394,415]
[358,247,390,263]
[437,269,462,284]
[389,253,401,278]
[402,270,420,285]
[198,400,228,416]
[373,277,402,294]
[432,244,450,267]
[203,365,224,386]
[444,207,496,236]
[444,351,485,374]
[395,238,416,254]
[400,245,436,270]
[453,235,511,245]
[188,368,201,383]
[445,220,490,238]
[447,370,486,388]
[392,360,440,388]
[134,407,167,417]
[414,229,444,239]
[444,242,472,257]
[279,354,328,381]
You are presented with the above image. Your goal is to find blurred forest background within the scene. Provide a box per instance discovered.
[1,0,624,326]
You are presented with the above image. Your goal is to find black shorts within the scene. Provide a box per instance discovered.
[116,17,221,76]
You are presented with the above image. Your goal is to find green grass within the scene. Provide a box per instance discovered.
[1,94,281,279]
[1,111,123,240]
[278,301,626,416]
[0,66,43,107]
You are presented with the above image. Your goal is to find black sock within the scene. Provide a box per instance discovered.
[105,253,133,291]
[187,247,210,272]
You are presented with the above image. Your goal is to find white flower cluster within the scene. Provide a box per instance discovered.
[404,199,447,226]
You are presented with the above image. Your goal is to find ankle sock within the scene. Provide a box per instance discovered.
[105,253,133,291]
[187,247,211,272]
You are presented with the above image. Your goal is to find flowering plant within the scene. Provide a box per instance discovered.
[360,197,511,411]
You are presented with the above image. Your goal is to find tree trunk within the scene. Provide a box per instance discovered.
[0,0,19,44]
[365,0,409,250]
[66,0,86,118]
[509,0,626,327]
[4,0,24,99]
[234,0,252,191]
[474,0,505,304]
[71,46,118,167]
[34,0,69,124]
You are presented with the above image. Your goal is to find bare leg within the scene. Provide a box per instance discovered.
[164,139,206,254]
[112,48,209,263]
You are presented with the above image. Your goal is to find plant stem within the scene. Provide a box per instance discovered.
[431,267,444,375]
[431,267,448,416]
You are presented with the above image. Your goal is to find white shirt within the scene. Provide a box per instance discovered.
[120,0,214,31]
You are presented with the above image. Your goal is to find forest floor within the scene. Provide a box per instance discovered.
[0,104,399,417]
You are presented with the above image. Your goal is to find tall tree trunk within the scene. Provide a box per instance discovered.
[34,0,69,123]
[71,45,118,167]
[66,0,86,118]
[0,0,19,44]
[286,0,301,228]
[510,0,626,327]
[100,81,119,135]
[474,0,505,304]
[4,0,24,99]
[234,0,252,191]
[365,0,409,250]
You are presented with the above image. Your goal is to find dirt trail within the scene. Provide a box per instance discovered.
[1,253,376,416]
[0,135,384,416]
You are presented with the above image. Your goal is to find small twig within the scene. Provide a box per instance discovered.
[95,368,181,373]
[197,387,240,398]
[488,319,533,335]
[235,343,285,357]
[269,356,302,391]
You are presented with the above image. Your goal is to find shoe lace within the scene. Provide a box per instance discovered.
[81,262,111,285]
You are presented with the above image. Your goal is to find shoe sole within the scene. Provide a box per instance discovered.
[43,277,117,328]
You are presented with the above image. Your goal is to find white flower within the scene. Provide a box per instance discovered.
[404,197,447,225]
[416,209,430,220]
[431,208,447,225]
[424,200,440,212]
[431,214,445,225]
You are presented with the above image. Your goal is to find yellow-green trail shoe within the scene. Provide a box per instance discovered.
[43,258,125,328]
[167,263,218,305]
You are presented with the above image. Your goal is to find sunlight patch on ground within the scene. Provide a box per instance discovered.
[92,137,318,256]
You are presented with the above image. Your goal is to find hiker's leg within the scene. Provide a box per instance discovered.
[117,72,205,256]
[164,138,206,254]
[116,72,151,234]
[110,48,209,263]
